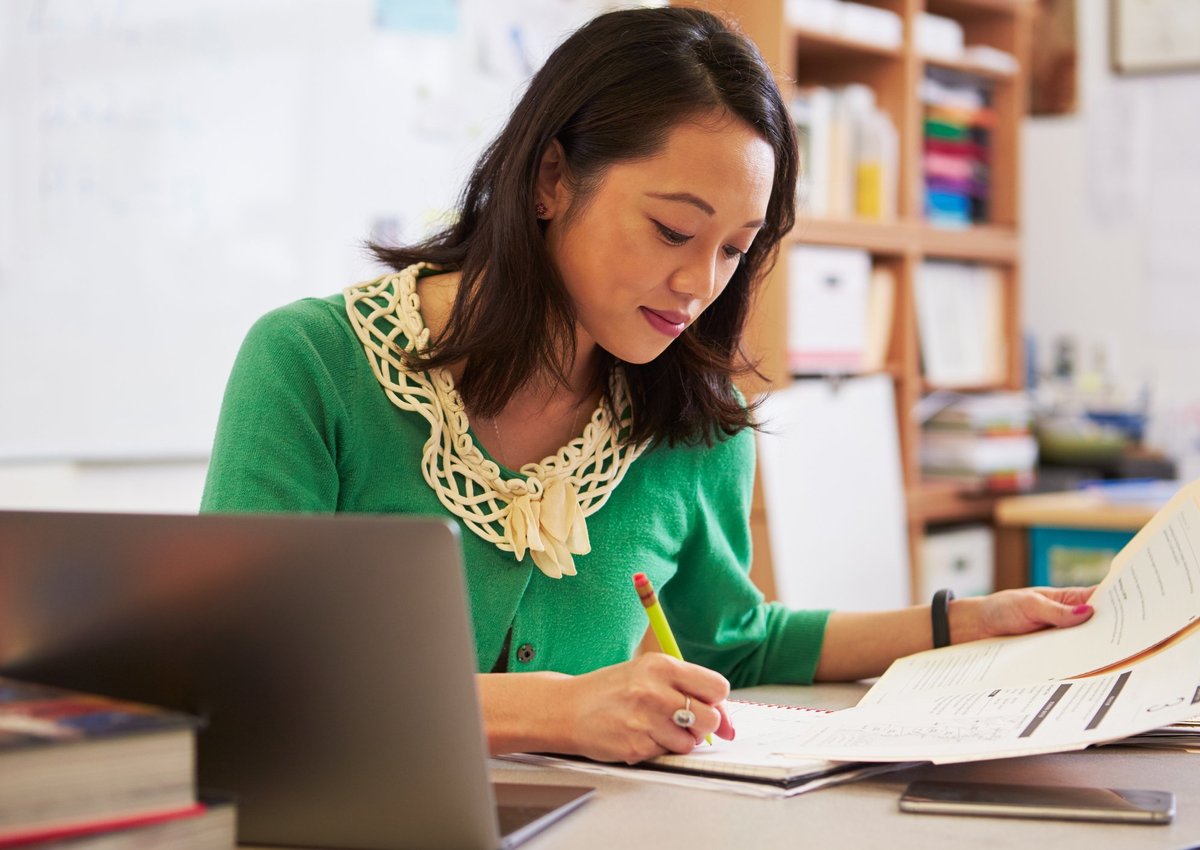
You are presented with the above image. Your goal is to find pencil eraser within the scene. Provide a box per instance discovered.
[632,572,648,586]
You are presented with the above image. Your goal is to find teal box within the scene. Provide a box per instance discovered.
[1030,526,1136,587]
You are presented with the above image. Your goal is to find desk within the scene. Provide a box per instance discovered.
[493,683,1200,850]
[994,490,1159,590]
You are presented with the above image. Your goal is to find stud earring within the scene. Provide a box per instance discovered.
[535,201,548,218]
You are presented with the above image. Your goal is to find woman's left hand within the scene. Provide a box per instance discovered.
[954,586,1096,644]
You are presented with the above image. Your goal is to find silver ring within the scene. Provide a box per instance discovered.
[672,695,695,728]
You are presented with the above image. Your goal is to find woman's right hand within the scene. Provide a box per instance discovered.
[557,653,735,764]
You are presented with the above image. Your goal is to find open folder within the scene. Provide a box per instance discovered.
[785,477,1200,764]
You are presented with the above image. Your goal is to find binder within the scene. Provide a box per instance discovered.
[787,245,872,374]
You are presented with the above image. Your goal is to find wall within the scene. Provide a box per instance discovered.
[0,0,638,513]
[0,459,208,513]
[1022,1,1200,476]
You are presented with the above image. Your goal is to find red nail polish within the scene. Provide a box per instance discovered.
[1072,604,1092,615]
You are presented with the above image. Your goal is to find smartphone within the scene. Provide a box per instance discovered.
[899,780,1175,824]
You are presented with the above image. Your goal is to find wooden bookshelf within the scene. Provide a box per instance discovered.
[681,0,1033,603]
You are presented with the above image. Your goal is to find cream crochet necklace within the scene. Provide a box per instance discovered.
[344,263,648,579]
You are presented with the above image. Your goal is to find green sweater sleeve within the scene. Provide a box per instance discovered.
[658,428,831,687]
[201,298,356,513]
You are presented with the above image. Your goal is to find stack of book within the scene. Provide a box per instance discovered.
[791,84,898,221]
[921,72,993,227]
[920,392,1038,492]
[0,678,235,848]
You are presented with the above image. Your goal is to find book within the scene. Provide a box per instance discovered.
[920,71,993,226]
[914,261,1005,387]
[861,265,895,372]
[922,391,1033,434]
[920,431,1038,492]
[0,679,198,840]
[791,85,897,221]
[920,392,1037,492]
[791,86,833,217]
[0,794,235,849]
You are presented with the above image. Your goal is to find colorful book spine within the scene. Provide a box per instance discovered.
[921,73,993,226]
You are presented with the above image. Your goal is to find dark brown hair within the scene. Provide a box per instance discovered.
[369,6,797,446]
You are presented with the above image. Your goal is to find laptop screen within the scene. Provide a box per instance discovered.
[0,510,509,849]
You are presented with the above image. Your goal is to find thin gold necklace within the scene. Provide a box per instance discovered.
[489,399,590,469]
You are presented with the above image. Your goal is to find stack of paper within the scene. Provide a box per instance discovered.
[1107,716,1200,752]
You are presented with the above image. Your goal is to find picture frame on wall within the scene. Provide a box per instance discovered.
[1111,0,1200,74]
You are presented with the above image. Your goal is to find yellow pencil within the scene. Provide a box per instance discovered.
[633,572,712,745]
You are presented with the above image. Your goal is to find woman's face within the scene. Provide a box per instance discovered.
[541,112,775,365]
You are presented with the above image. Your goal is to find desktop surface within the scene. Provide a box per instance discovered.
[481,684,1198,850]
[243,682,1199,849]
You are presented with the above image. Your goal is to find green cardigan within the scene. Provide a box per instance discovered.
[201,294,830,686]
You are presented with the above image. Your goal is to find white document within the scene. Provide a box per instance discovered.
[861,479,1200,702]
[782,627,1200,764]
[756,375,910,611]
[647,699,837,780]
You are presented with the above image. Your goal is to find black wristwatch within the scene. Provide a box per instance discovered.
[931,588,956,648]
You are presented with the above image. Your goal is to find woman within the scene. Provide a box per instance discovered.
[202,7,1093,764]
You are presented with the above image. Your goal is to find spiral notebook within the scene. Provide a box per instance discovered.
[505,699,917,796]
[641,699,868,788]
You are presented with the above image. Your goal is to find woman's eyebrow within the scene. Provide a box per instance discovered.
[645,191,764,228]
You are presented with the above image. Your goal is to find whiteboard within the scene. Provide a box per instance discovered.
[0,0,624,459]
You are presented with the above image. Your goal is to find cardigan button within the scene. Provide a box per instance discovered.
[516,643,536,663]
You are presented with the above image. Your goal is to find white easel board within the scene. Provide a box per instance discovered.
[756,375,910,611]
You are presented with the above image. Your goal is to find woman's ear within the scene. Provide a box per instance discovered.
[534,139,568,219]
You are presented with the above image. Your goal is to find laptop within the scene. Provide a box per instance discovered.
[0,510,594,849]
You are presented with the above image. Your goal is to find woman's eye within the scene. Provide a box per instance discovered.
[654,221,691,246]
[723,245,746,261]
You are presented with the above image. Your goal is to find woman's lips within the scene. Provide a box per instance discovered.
[640,307,688,338]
